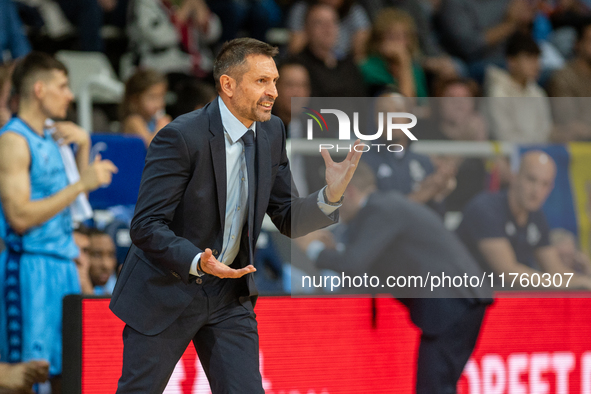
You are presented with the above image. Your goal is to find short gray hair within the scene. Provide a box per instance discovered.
[213,38,279,92]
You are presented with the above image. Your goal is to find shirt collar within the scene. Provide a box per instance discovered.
[218,96,257,144]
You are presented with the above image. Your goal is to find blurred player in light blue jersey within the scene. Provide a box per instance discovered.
[0,52,117,392]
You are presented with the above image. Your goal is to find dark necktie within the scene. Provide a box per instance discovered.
[241,129,256,256]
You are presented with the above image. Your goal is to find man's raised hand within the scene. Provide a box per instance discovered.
[53,121,90,147]
[200,248,256,279]
[79,154,118,192]
[321,139,364,202]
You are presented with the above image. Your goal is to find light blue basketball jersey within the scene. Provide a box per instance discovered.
[0,117,81,374]
[0,117,78,260]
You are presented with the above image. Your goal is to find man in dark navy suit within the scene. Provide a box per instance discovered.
[109,38,362,393]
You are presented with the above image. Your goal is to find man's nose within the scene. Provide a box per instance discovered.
[267,84,278,100]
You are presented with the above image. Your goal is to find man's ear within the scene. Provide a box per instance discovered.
[219,75,236,98]
[33,80,45,100]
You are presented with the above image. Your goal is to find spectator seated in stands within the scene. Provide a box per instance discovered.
[548,18,591,141]
[55,0,128,52]
[207,0,282,45]
[550,228,591,276]
[418,77,489,212]
[293,3,367,97]
[272,60,311,134]
[125,0,218,77]
[424,77,488,141]
[485,31,553,143]
[436,0,535,82]
[362,93,457,210]
[0,0,32,62]
[425,77,515,193]
[87,228,118,295]
[548,0,591,57]
[161,0,222,77]
[456,150,591,289]
[73,224,94,295]
[287,0,371,62]
[360,0,460,80]
[120,69,171,147]
[272,60,312,195]
[0,359,49,392]
[359,8,429,97]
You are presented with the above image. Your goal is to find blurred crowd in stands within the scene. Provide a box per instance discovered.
[0,1,585,115]
[0,0,590,137]
[0,0,590,293]
[1,3,591,284]
[2,0,591,390]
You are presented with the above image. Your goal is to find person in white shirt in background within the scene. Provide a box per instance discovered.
[485,31,553,143]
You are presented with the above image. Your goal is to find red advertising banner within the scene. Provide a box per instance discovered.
[458,296,591,394]
[77,296,591,393]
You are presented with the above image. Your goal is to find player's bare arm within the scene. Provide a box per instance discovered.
[0,132,117,234]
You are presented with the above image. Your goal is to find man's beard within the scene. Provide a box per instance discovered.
[253,107,272,122]
[254,95,275,122]
[236,101,273,123]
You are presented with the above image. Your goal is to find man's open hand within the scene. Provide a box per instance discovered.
[200,248,256,278]
[79,154,118,192]
[321,139,364,202]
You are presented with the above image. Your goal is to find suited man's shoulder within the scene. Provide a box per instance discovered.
[267,113,285,130]
[259,114,287,142]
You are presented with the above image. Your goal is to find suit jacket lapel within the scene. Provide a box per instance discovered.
[253,123,271,240]
[207,99,227,228]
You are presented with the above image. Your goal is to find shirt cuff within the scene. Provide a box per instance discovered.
[190,253,204,277]
[306,240,326,262]
[317,186,341,216]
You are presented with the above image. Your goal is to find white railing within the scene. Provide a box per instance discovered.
[260,139,517,232]
[287,139,517,159]
[55,51,124,132]
[77,74,124,132]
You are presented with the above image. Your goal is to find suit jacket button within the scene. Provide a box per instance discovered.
[196,278,203,284]
[212,249,219,257]
[170,271,180,279]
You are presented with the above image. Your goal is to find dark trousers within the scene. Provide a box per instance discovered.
[415,303,487,394]
[116,290,264,394]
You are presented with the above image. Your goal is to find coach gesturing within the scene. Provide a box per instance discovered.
[110,38,362,393]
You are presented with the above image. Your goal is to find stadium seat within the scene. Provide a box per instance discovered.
[88,133,146,209]
[55,51,124,132]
